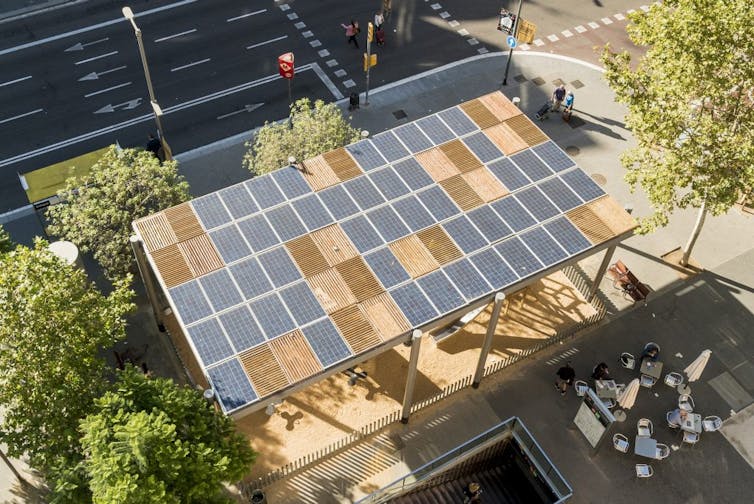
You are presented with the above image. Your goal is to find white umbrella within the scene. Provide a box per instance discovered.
[617,378,640,410]
[685,349,712,382]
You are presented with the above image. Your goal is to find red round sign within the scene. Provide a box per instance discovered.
[278,52,295,79]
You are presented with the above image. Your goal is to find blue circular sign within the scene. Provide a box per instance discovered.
[506,35,517,48]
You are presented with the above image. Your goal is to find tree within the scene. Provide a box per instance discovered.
[0,224,12,253]
[601,0,754,265]
[0,240,134,471]
[54,367,255,504]
[47,146,190,281]
[244,98,362,175]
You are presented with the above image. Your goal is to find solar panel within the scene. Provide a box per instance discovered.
[443,259,492,300]
[291,194,334,231]
[264,205,308,242]
[487,158,531,192]
[271,166,312,199]
[392,195,435,232]
[207,359,258,412]
[494,237,544,278]
[416,270,465,313]
[237,214,280,252]
[368,167,411,200]
[438,107,478,136]
[218,184,258,220]
[519,227,568,267]
[394,123,433,153]
[390,283,439,327]
[219,305,266,352]
[442,215,488,253]
[364,247,411,288]
[467,206,513,243]
[538,177,582,212]
[490,196,537,232]
[249,293,296,339]
[532,141,575,172]
[245,175,286,209]
[463,131,504,163]
[209,225,252,264]
[279,281,326,325]
[417,185,460,221]
[340,215,384,253]
[514,186,560,221]
[257,246,301,288]
[301,319,352,366]
[561,169,606,202]
[191,193,232,230]
[510,150,553,182]
[229,257,273,300]
[371,131,410,162]
[468,248,518,290]
[318,185,360,220]
[416,115,455,145]
[198,269,244,312]
[367,205,411,242]
[344,176,386,210]
[169,280,213,324]
[187,318,235,365]
[392,158,434,191]
[543,217,592,256]
[346,140,387,171]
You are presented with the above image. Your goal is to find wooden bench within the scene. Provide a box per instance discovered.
[607,260,650,303]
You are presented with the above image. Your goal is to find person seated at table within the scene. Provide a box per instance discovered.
[591,362,610,381]
[668,407,688,426]
[641,343,660,363]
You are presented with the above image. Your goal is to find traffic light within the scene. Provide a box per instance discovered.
[367,22,374,43]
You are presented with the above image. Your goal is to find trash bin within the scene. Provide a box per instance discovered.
[250,489,266,504]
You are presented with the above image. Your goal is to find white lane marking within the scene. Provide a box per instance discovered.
[75,51,118,65]
[601,17,613,25]
[614,13,626,20]
[562,30,573,38]
[64,38,109,52]
[171,58,211,72]
[216,103,264,120]
[533,39,545,46]
[84,82,132,98]
[575,25,587,33]
[227,9,266,22]
[310,62,343,100]
[0,108,43,125]
[0,0,198,57]
[246,35,288,50]
[588,22,600,29]
[95,98,142,113]
[0,75,32,87]
[155,29,197,43]
[547,34,559,42]
[78,66,127,81]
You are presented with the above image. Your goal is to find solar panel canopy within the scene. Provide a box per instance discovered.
[134,91,635,415]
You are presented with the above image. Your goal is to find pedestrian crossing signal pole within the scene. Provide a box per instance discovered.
[364,22,374,106]
[502,0,523,86]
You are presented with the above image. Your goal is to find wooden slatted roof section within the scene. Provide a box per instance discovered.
[566,195,637,245]
[462,167,509,202]
[177,234,223,277]
[300,155,340,191]
[286,234,330,277]
[415,148,460,182]
[164,203,205,242]
[439,140,483,173]
[307,268,357,313]
[336,256,384,302]
[439,174,485,211]
[323,148,362,181]
[360,293,411,341]
[479,92,523,122]
[268,330,323,382]
[389,235,439,278]
[311,224,359,267]
[151,243,194,288]
[483,122,529,155]
[416,225,463,265]
[239,343,289,398]
[134,212,177,252]
[460,99,501,129]
[503,115,548,147]
[330,305,382,353]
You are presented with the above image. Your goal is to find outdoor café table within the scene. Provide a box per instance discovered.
[682,413,703,434]
[634,436,658,459]
[640,359,663,380]
[595,379,617,399]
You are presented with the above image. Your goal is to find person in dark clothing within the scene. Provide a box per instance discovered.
[463,482,482,503]
[146,133,161,159]
[641,343,660,363]
[555,361,576,396]
[591,362,610,381]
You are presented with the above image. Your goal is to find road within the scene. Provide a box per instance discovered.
[0,0,648,212]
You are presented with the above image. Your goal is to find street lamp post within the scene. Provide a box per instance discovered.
[502,0,524,86]
[122,6,172,161]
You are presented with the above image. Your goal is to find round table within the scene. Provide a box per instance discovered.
[613,410,627,422]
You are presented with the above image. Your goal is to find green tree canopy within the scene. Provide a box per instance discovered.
[244,98,362,175]
[55,367,255,504]
[0,240,134,470]
[601,0,754,235]
[0,224,11,253]
[47,146,190,281]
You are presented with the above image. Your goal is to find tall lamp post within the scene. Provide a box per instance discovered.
[122,6,172,161]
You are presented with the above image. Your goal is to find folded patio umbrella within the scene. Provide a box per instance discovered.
[684,349,712,382]
[617,378,640,410]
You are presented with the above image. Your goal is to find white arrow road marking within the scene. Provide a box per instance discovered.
[0,108,43,125]
[0,76,32,87]
[64,38,109,52]
[75,51,118,65]
[78,65,127,81]
[216,103,265,120]
[94,98,143,114]
[155,29,197,43]
[171,58,211,72]
[246,35,287,50]
[227,9,266,22]
[84,82,132,98]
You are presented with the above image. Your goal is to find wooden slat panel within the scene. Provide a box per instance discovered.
[335,256,384,302]
[460,99,500,129]
[462,167,509,202]
[286,235,330,277]
[566,205,615,245]
[323,148,362,181]
[311,224,358,266]
[504,114,548,147]
[307,268,357,313]
[566,196,637,245]
[301,155,340,191]
[330,305,382,353]
[269,330,322,382]
[178,234,223,277]
[388,235,439,278]
[415,148,459,182]
[417,225,463,265]
[483,122,529,155]
[479,92,523,121]
[164,202,204,241]
[439,140,482,173]
[439,174,485,211]
[360,293,411,341]
[151,243,193,288]
[239,344,289,398]
[134,213,176,252]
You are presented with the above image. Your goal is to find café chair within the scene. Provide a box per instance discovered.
[656,443,671,459]
[635,464,653,478]
[613,433,630,453]
[683,431,700,446]
[664,372,684,388]
[602,398,616,409]
[679,394,695,412]
[637,418,653,437]
[703,416,723,432]
[666,411,680,430]
[574,380,589,397]
[640,374,657,388]
[620,352,636,370]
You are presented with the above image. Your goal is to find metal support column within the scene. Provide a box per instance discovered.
[473,292,506,388]
[130,235,166,332]
[400,329,423,424]
[588,245,616,302]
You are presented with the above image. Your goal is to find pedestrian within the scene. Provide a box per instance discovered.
[551,84,566,111]
[146,133,161,160]
[555,361,576,396]
[463,482,482,503]
[374,10,384,30]
[591,362,610,381]
[348,91,360,111]
[668,408,688,426]
[341,20,360,47]
[640,343,660,363]
[375,26,385,46]
[382,0,392,20]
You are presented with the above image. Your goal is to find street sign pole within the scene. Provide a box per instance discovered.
[502,0,524,86]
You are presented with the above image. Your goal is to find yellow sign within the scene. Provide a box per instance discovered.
[367,22,374,43]
[363,53,377,71]
[517,19,536,44]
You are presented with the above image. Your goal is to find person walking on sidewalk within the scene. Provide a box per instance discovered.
[374,10,384,30]
[551,84,566,111]
[341,20,360,47]
[555,361,576,396]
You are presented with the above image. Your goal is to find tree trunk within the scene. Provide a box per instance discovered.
[0,448,28,486]
[681,201,707,266]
